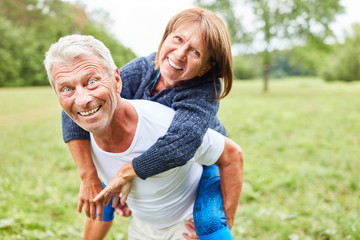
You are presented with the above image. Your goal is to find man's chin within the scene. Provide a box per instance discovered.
[74,119,102,133]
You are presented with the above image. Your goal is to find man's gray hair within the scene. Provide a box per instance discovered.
[44,34,117,86]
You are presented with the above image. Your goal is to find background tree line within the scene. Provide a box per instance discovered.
[196,0,360,91]
[1,0,360,88]
[0,0,135,87]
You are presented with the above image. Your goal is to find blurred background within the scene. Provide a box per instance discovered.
[0,0,359,239]
[1,0,360,88]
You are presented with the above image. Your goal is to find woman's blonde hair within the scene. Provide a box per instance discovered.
[154,8,233,100]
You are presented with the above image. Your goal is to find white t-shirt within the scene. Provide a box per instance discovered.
[90,99,225,228]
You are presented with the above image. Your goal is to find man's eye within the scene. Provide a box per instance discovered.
[88,79,97,84]
[64,87,71,92]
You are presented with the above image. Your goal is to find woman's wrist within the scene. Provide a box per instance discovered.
[120,163,138,180]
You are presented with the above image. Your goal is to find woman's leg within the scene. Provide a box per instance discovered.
[193,165,233,240]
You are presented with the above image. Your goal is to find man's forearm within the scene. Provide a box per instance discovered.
[67,139,98,179]
[68,139,105,220]
[216,137,244,228]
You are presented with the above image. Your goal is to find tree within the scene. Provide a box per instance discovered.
[0,0,135,87]
[320,23,360,82]
[195,0,344,91]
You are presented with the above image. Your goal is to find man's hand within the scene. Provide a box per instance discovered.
[183,221,199,240]
[77,175,104,221]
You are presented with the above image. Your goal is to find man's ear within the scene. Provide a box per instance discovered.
[115,68,122,93]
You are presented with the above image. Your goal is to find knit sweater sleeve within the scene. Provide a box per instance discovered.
[62,110,90,143]
[132,78,221,179]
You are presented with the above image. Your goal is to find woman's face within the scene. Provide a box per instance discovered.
[158,21,212,87]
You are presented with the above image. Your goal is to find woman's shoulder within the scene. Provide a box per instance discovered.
[120,52,156,72]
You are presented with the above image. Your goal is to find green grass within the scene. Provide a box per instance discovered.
[1,78,359,239]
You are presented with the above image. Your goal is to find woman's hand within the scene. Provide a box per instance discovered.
[93,163,136,208]
[93,176,132,208]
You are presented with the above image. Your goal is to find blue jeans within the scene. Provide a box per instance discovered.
[193,164,233,240]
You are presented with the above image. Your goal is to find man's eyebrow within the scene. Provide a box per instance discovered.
[55,70,97,86]
[82,70,99,79]
[76,70,103,82]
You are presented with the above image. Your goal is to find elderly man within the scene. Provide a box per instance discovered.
[44,34,243,240]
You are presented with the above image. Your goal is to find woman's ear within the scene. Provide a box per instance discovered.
[197,61,216,77]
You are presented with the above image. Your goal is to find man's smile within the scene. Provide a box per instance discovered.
[78,106,101,116]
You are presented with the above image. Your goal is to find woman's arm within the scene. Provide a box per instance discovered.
[216,137,243,229]
[132,78,222,179]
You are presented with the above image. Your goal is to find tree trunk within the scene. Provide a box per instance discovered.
[262,50,271,92]
[263,63,269,92]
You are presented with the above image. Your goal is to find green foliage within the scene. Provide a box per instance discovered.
[0,0,135,87]
[269,46,327,78]
[0,17,45,87]
[1,79,359,239]
[233,54,259,80]
[83,20,136,69]
[233,46,325,81]
[320,24,360,81]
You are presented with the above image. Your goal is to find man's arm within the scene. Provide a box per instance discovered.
[215,137,244,228]
[67,140,104,221]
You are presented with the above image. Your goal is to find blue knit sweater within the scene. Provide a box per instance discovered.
[62,52,227,179]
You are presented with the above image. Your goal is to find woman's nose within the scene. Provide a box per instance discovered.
[174,45,187,60]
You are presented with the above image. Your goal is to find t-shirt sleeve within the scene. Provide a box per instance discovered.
[191,129,225,166]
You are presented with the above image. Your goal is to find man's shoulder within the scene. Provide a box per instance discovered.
[129,99,175,126]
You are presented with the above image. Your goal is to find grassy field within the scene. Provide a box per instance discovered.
[0,78,359,239]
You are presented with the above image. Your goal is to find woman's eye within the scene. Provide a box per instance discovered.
[192,49,200,57]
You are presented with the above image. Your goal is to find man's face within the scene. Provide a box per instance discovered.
[52,55,121,133]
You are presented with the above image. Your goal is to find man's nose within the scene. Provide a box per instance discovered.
[74,88,93,107]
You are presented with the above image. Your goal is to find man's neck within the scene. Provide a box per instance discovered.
[93,100,138,153]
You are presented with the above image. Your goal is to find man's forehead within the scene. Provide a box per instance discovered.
[53,57,105,77]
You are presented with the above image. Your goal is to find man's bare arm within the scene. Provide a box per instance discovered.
[67,139,104,221]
